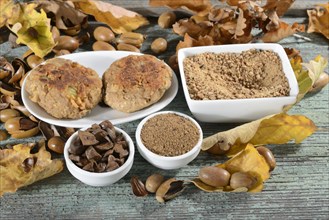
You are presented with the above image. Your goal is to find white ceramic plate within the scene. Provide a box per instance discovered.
[22,51,178,128]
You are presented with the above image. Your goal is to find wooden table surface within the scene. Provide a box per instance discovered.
[1,1,328,219]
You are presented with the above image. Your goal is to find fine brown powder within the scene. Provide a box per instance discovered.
[140,113,200,157]
[183,49,290,100]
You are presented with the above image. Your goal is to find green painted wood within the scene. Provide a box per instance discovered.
[1,1,328,219]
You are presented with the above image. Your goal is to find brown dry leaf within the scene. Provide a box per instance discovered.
[192,144,268,192]
[173,18,212,38]
[263,0,295,17]
[265,10,280,31]
[176,33,214,52]
[75,0,148,34]
[284,47,300,59]
[232,8,247,38]
[0,0,21,28]
[203,113,316,157]
[224,0,240,6]
[0,140,64,196]
[37,0,87,30]
[149,0,212,16]
[307,3,329,40]
[260,21,305,43]
[208,6,234,23]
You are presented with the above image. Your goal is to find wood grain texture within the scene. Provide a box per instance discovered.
[1,1,329,219]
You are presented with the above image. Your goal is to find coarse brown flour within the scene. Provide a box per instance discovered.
[140,113,200,156]
[183,49,290,100]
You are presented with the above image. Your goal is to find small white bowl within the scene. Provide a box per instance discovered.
[177,43,299,123]
[135,111,203,170]
[64,126,135,186]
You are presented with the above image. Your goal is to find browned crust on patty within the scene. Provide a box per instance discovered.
[103,55,172,113]
[25,58,102,119]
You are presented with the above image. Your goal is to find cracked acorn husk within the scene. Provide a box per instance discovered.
[4,117,39,139]
[130,176,148,197]
[155,178,185,203]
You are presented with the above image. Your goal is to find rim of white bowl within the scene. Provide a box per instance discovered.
[64,126,135,177]
[135,111,203,161]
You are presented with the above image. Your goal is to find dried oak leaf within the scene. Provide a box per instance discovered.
[307,3,329,40]
[149,0,212,16]
[173,18,212,38]
[284,55,328,111]
[0,140,64,196]
[284,47,300,59]
[208,6,234,23]
[260,21,305,43]
[176,33,214,52]
[8,3,55,58]
[74,0,148,34]
[202,113,316,157]
[192,144,268,192]
[0,0,21,28]
[233,8,247,39]
[263,0,295,17]
[37,0,87,30]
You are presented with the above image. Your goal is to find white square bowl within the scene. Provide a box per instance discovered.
[177,43,299,123]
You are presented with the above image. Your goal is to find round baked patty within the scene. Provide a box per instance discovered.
[25,58,102,119]
[103,55,172,113]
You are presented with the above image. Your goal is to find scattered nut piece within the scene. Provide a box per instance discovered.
[26,55,44,69]
[47,136,65,154]
[117,32,144,48]
[151,38,167,54]
[199,166,231,187]
[146,173,165,193]
[117,43,140,53]
[53,36,79,52]
[93,26,115,42]
[167,55,178,73]
[55,49,71,56]
[92,41,116,51]
[256,146,276,171]
[158,11,176,28]
[230,172,257,190]
[131,176,148,197]
[0,109,20,122]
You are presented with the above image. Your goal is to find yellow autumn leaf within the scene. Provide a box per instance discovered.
[302,55,328,83]
[190,179,224,192]
[38,0,87,30]
[307,3,329,40]
[250,113,316,145]
[192,144,269,192]
[74,0,148,34]
[203,113,316,157]
[0,0,21,28]
[9,3,55,58]
[284,55,328,111]
[0,140,64,196]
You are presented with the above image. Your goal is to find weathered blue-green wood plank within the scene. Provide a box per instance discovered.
[1,1,328,219]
